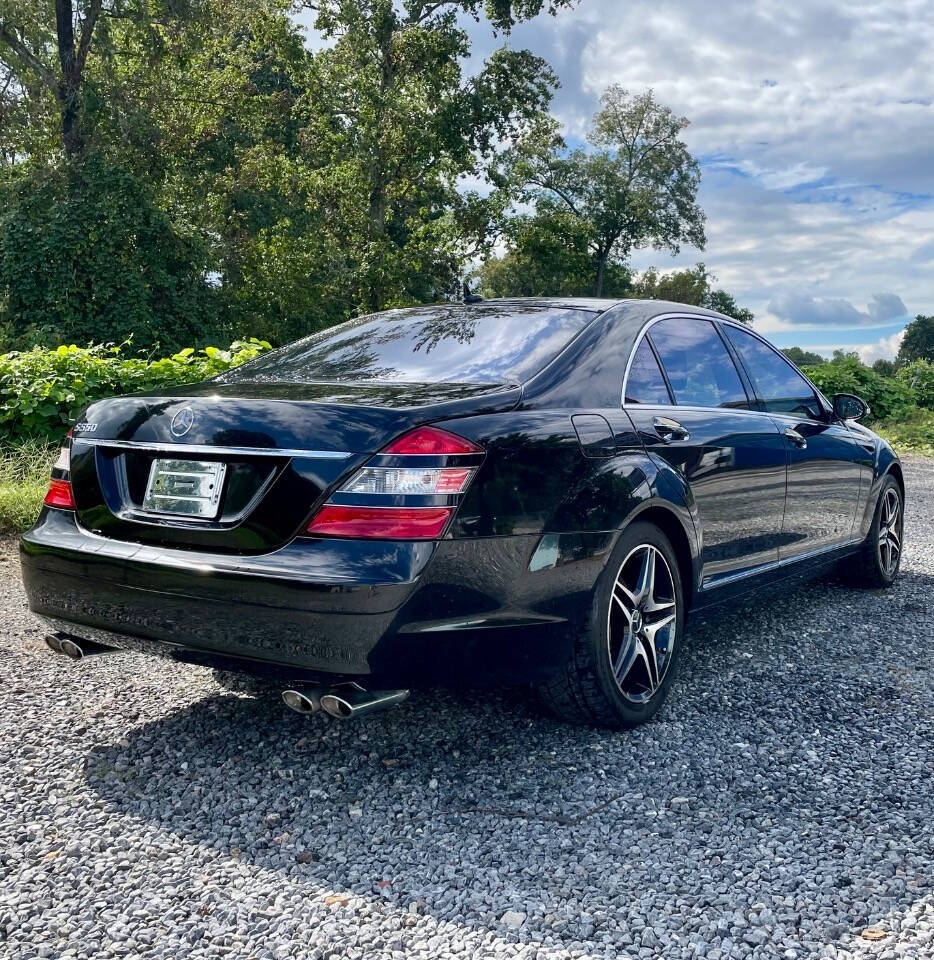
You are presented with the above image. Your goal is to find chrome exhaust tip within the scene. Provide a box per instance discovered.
[59,638,84,660]
[44,635,64,655]
[319,685,409,720]
[282,688,323,715]
[44,634,116,660]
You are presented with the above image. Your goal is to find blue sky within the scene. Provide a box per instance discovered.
[298,0,934,361]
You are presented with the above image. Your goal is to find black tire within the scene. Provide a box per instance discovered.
[847,474,904,588]
[537,521,686,729]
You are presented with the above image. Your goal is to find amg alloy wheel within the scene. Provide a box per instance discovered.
[878,487,902,578]
[848,474,904,588]
[607,545,678,704]
[538,521,685,729]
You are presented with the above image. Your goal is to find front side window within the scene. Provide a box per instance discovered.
[724,325,823,420]
[649,318,748,409]
[625,339,672,404]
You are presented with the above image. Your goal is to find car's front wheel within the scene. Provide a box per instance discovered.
[538,521,685,729]
[847,474,904,588]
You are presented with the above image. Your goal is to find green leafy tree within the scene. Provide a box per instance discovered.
[511,87,705,296]
[298,0,568,319]
[871,358,896,378]
[897,314,934,364]
[631,263,753,323]
[0,0,108,157]
[474,208,631,298]
[0,156,218,352]
[782,346,826,367]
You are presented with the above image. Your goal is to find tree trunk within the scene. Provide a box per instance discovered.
[55,0,83,156]
[593,252,607,298]
[364,13,396,312]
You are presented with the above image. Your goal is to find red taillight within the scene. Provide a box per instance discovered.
[44,478,75,510]
[307,505,453,540]
[383,425,482,455]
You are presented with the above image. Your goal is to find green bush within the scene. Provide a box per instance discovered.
[0,338,270,444]
[0,159,222,354]
[895,359,934,410]
[803,356,916,423]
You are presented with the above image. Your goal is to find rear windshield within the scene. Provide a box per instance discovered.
[219,304,597,386]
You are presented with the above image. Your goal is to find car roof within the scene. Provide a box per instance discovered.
[481,297,732,323]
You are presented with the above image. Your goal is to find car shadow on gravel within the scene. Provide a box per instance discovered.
[82,569,934,955]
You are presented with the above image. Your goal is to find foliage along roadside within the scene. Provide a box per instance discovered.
[0,339,271,444]
[0,438,55,536]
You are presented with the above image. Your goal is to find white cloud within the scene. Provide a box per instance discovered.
[461,0,934,330]
[768,292,907,328]
[856,330,907,364]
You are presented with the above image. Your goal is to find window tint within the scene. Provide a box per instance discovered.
[724,324,823,419]
[218,304,596,386]
[649,318,748,408]
[625,339,672,404]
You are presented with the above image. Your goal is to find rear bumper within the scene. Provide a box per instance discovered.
[20,509,607,685]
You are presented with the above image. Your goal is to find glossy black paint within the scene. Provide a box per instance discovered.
[20,298,903,688]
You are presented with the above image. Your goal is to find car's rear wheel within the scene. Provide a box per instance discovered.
[538,521,685,728]
[847,475,904,588]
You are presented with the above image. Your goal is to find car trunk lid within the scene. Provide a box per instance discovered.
[68,379,518,553]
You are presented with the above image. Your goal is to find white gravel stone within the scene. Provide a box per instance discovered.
[1,455,932,960]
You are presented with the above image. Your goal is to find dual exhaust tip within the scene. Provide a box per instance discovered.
[45,634,114,660]
[282,684,408,720]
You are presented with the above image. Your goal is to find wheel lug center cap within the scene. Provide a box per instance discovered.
[631,609,644,633]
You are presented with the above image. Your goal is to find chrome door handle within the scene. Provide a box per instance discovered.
[653,416,690,442]
[784,427,807,448]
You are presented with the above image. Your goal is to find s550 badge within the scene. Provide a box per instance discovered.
[73,422,98,433]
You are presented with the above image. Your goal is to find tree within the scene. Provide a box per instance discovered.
[1,0,577,349]
[0,0,107,157]
[630,263,754,323]
[512,87,705,296]
[300,0,569,318]
[0,156,218,352]
[782,346,826,367]
[897,314,934,364]
[474,208,631,298]
[872,358,896,378]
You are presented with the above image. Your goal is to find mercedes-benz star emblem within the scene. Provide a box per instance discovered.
[170,407,195,437]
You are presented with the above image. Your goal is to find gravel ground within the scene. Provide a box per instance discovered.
[1,458,932,960]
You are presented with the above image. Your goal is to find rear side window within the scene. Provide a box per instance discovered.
[724,325,823,420]
[625,339,672,404]
[218,304,597,386]
[649,318,748,409]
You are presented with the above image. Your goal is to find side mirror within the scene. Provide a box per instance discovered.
[832,393,869,422]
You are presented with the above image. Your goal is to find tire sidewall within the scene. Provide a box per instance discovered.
[590,521,686,726]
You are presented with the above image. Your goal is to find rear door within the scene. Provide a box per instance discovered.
[722,323,865,560]
[623,316,788,587]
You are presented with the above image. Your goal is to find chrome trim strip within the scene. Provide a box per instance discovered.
[73,438,352,459]
[700,537,863,591]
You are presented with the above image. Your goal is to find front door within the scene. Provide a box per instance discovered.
[623,317,788,586]
[722,323,863,559]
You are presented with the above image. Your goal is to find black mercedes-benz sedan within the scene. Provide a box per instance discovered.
[21,299,904,727]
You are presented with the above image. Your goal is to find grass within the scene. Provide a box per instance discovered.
[0,438,56,536]
[875,408,934,458]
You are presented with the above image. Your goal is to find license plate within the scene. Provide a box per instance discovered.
[142,459,227,519]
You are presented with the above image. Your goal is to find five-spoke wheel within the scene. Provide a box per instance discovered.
[607,544,678,703]
[878,486,902,578]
